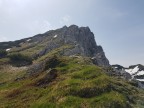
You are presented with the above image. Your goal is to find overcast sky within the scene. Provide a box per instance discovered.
[0,0,144,67]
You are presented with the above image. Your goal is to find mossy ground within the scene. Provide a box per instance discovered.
[0,56,143,108]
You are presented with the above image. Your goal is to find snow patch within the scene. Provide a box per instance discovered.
[27,39,31,42]
[125,66,139,75]
[125,69,133,74]
[133,66,139,73]
[136,79,144,82]
[91,57,96,60]
[136,71,144,76]
[6,48,11,51]
[53,35,57,38]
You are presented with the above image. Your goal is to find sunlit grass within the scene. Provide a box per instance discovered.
[0,56,142,108]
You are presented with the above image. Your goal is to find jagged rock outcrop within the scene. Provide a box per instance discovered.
[37,25,109,67]
[0,25,109,67]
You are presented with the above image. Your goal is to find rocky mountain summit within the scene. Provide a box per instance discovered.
[0,25,109,67]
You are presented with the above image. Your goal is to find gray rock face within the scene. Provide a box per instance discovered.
[36,25,109,67]
[0,25,109,66]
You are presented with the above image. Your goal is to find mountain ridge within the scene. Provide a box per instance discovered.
[0,25,109,67]
[0,25,144,108]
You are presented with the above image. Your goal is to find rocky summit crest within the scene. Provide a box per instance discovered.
[0,25,109,66]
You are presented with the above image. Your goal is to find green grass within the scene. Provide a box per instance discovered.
[19,43,47,56]
[0,58,10,65]
[0,56,143,108]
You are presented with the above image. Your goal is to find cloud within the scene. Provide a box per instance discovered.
[28,20,53,34]
[60,15,71,25]
[39,20,52,32]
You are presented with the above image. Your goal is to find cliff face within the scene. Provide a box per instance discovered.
[37,25,109,66]
[0,25,109,67]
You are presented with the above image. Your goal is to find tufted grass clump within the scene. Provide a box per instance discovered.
[9,53,32,67]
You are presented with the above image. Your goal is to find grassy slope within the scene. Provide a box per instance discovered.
[0,56,143,108]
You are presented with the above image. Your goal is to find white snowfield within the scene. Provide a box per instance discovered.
[136,70,144,76]
[136,79,144,82]
[125,65,144,81]
[125,66,140,75]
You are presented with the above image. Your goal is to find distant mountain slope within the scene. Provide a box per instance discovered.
[112,64,144,88]
[125,64,144,76]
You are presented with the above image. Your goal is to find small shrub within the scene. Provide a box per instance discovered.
[6,88,22,98]
[9,53,32,67]
[44,56,61,70]
[0,50,7,58]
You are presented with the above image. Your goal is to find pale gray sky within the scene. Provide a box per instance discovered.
[0,0,144,66]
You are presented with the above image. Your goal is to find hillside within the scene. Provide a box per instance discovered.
[0,25,144,108]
